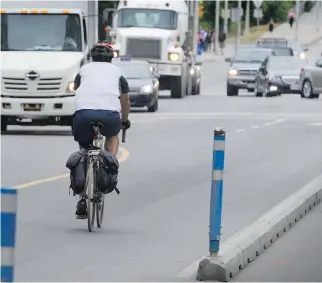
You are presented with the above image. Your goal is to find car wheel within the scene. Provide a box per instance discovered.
[227,84,238,96]
[147,100,158,112]
[301,79,315,99]
[255,80,263,97]
[1,116,8,132]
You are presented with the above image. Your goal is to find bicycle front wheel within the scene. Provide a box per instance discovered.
[86,163,95,232]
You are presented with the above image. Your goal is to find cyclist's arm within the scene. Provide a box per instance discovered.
[73,73,81,91]
[119,75,130,123]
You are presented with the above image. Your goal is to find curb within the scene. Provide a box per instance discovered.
[196,174,322,282]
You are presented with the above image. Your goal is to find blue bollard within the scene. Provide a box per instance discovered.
[1,188,18,282]
[209,128,226,255]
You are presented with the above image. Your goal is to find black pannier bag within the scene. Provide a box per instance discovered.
[96,150,120,194]
[66,149,87,194]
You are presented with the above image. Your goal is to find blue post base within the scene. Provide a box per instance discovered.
[209,240,220,253]
[197,43,203,55]
[1,266,14,282]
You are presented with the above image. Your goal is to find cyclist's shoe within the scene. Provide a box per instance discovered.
[75,198,87,219]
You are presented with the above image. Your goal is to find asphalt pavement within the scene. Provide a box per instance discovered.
[2,42,322,282]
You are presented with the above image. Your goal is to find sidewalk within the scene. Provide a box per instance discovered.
[196,43,235,63]
[261,4,322,46]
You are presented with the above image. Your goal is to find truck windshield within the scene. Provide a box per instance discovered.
[1,14,82,52]
[117,8,177,30]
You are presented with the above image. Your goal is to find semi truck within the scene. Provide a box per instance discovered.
[0,0,105,131]
[110,0,199,99]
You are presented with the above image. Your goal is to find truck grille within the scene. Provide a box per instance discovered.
[126,38,161,60]
[281,76,299,85]
[37,77,62,92]
[2,77,62,93]
[238,70,257,76]
[3,77,28,92]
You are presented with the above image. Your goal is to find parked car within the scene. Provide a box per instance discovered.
[299,57,322,99]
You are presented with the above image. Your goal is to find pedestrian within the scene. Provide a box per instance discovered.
[206,31,212,52]
[268,18,274,33]
[218,29,226,55]
[288,8,295,28]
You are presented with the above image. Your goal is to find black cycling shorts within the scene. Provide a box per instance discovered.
[73,109,121,148]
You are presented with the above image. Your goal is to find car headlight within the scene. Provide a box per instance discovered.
[140,85,153,93]
[168,52,180,61]
[300,52,306,59]
[66,82,75,93]
[228,69,238,76]
[190,68,195,75]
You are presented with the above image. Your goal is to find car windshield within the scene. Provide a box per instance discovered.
[268,57,306,70]
[234,50,271,63]
[1,14,82,51]
[117,8,177,29]
[272,48,293,56]
[115,63,152,79]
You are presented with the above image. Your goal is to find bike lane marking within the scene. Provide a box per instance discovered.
[13,147,129,189]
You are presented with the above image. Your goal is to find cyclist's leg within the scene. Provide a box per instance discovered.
[73,110,97,217]
[73,109,95,149]
[96,110,121,156]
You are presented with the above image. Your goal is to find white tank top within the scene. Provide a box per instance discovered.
[75,62,122,112]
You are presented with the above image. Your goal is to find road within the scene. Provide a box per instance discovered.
[2,41,322,282]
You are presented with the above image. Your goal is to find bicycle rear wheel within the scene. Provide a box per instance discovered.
[86,163,96,232]
[96,194,105,228]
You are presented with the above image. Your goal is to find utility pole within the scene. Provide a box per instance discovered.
[215,0,220,54]
[193,0,199,54]
[235,0,242,53]
[295,0,300,42]
[244,0,250,36]
[317,0,321,32]
[224,0,228,35]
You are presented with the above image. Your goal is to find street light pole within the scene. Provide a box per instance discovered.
[235,0,242,53]
[295,0,300,41]
[215,0,220,54]
[224,0,228,34]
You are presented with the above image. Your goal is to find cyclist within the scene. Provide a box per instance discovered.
[72,41,131,217]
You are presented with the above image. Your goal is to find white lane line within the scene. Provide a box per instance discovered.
[250,125,260,129]
[236,129,245,133]
[309,122,322,126]
[263,119,286,127]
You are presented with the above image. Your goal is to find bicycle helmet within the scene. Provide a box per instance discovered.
[90,42,114,62]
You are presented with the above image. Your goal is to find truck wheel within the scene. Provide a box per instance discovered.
[227,84,238,96]
[1,116,8,132]
[170,76,185,98]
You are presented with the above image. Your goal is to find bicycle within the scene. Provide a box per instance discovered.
[81,122,126,232]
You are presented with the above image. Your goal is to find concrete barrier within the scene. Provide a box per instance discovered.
[197,174,322,282]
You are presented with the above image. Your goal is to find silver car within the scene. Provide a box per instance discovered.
[225,48,274,96]
[300,57,322,99]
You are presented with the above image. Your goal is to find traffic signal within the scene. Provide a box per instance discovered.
[199,4,204,17]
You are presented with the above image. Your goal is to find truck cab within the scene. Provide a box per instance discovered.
[0,1,98,131]
[110,0,193,98]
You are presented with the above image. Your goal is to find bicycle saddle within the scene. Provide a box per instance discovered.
[90,122,104,128]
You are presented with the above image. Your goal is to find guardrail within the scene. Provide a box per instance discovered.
[1,188,18,282]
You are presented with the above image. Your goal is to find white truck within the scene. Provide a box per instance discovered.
[110,0,195,99]
[1,0,99,131]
